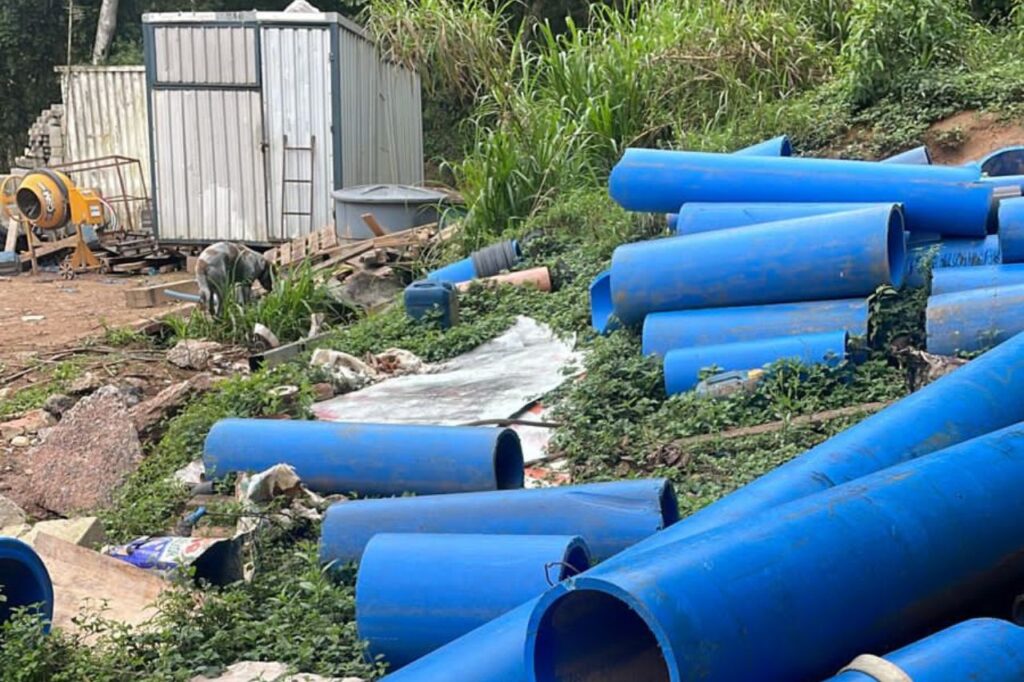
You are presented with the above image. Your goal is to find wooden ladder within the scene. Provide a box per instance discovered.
[281,134,316,237]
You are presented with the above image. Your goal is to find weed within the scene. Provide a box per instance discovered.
[100,324,151,348]
[0,360,85,419]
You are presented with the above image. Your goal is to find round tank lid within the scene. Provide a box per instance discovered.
[331,184,451,204]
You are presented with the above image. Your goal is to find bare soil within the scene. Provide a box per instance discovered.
[925,111,1024,165]
[0,272,185,366]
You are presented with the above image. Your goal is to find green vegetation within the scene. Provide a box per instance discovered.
[0,360,84,419]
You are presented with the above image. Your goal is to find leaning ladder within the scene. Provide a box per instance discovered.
[281,134,316,237]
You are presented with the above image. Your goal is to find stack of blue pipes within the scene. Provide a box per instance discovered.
[591,136,1024,395]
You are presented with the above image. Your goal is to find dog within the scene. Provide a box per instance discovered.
[195,242,273,317]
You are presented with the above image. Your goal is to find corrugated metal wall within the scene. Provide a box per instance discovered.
[262,26,334,241]
[60,67,150,228]
[338,26,424,188]
[149,23,269,242]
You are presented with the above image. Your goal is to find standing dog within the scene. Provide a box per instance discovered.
[195,242,273,317]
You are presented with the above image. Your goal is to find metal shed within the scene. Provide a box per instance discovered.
[142,10,423,244]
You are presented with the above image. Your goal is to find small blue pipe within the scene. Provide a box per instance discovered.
[203,418,525,496]
[319,478,678,566]
[663,331,847,395]
[978,145,1024,177]
[608,148,992,236]
[823,619,1024,682]
[164,289,202,303]
[385,332,1024,682]
[589,270,616,334]
[999,197,1024,263]
[673,202,889,236]
[642,298,868,357]
[0,537,53,629]
[880,145,932,164]
[732,134,792,157]
[931,263,1024,295]
[357,534,591,669]
[926,284,1024,355]
[905,235,1002,288]
[426,257,476,284]
[601,205,904,329]
[526,422,1024,682]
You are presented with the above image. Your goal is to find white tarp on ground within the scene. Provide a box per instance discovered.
[312,317,582,462]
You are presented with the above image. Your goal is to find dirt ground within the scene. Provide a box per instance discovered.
[0,272,188,366]
[926,111,1024,165]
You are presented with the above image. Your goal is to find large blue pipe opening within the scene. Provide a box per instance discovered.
[320,479,678,566]
[642,298,868,357]
[0,538,53,629]
[609,148,992,236]
[204,419,525,496]
[527,423,1024,682]
[357,533,591,669]
[823,619,1024,682]
[602,205,904,328]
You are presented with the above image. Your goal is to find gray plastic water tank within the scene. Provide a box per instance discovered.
[332,185,449,239]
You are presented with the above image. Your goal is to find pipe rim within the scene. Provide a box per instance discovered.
[528,578,677,682]
[886,206,907,288]
[559,537,593,580]
[778,136,793,157]
[657,480,680,527]
[0,537,54,628]
[589,271,615,333]
[493,428,526,490]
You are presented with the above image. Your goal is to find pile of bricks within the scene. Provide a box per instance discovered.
[14,104,65,170]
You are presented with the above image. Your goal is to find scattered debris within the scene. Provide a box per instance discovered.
[310,348,379,392]
[0,408,54,440]
[894,347,969,391]
[253,323,282,349]
[105,535,245,586]
[327,268,405,312]
[130,373,215,438]
[371,348,425,376]
[34,532,168,633]
[20,315,45,323]
[311,382,335,401]
[68,371,104,395]
[42,392,76,418]
[190,661,359,682]
[173,459,205,488]
[1,517,107,548]
[10,436,30,448]
[23,386,144,515]
[0,494,26,526]
[167,339,225,370]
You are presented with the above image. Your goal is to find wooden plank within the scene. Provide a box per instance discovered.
[34,533,168,634]
[124,278,199,309]
[361,213,388,237]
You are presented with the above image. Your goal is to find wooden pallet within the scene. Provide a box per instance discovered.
[264,227,340,268]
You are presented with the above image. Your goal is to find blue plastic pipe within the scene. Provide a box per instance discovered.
[357,534,591,669]
[426,257,476,284]
[663,136,793,231]
[823,619,1024,682]
[732,134,792,156]
[881,145,932,165]
[905,235,1003,288]
[0,537,53,628]
[676,328,1024,540]
[926,284,1024,355]
[931,263,1024,295]
[642,298,868,357]
[609,148,992,236]
[673,202,887,236]
[977,146,1024,177]
[663,331,847,395]
[203,419,525,496]
[999,197,1024,263]
[385,332,1024,682]
[320,478,678,566]
[601,205,904,329]
[525,422,1024,682]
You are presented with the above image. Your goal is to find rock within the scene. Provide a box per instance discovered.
[69,371,104,395]
[1,517,106,548]
[0,494,26,526]
[328,268,404,312]
[311,382,335,401]
[310,348,378,393]
[0,409,55,439]
[167,340,224,370]
[25,386,144,515]
[117,383,144,408]
[190,661,351,681]
[130,374,214,438]
[42,393,76,418]
[10,436,30,448]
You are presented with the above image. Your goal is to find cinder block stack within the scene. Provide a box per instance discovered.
[15,104,65,170]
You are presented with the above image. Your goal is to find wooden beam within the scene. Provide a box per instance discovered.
[124,278,198,309]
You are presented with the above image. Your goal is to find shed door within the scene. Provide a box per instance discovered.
[261,26,335,241]
[150,24,269,243]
